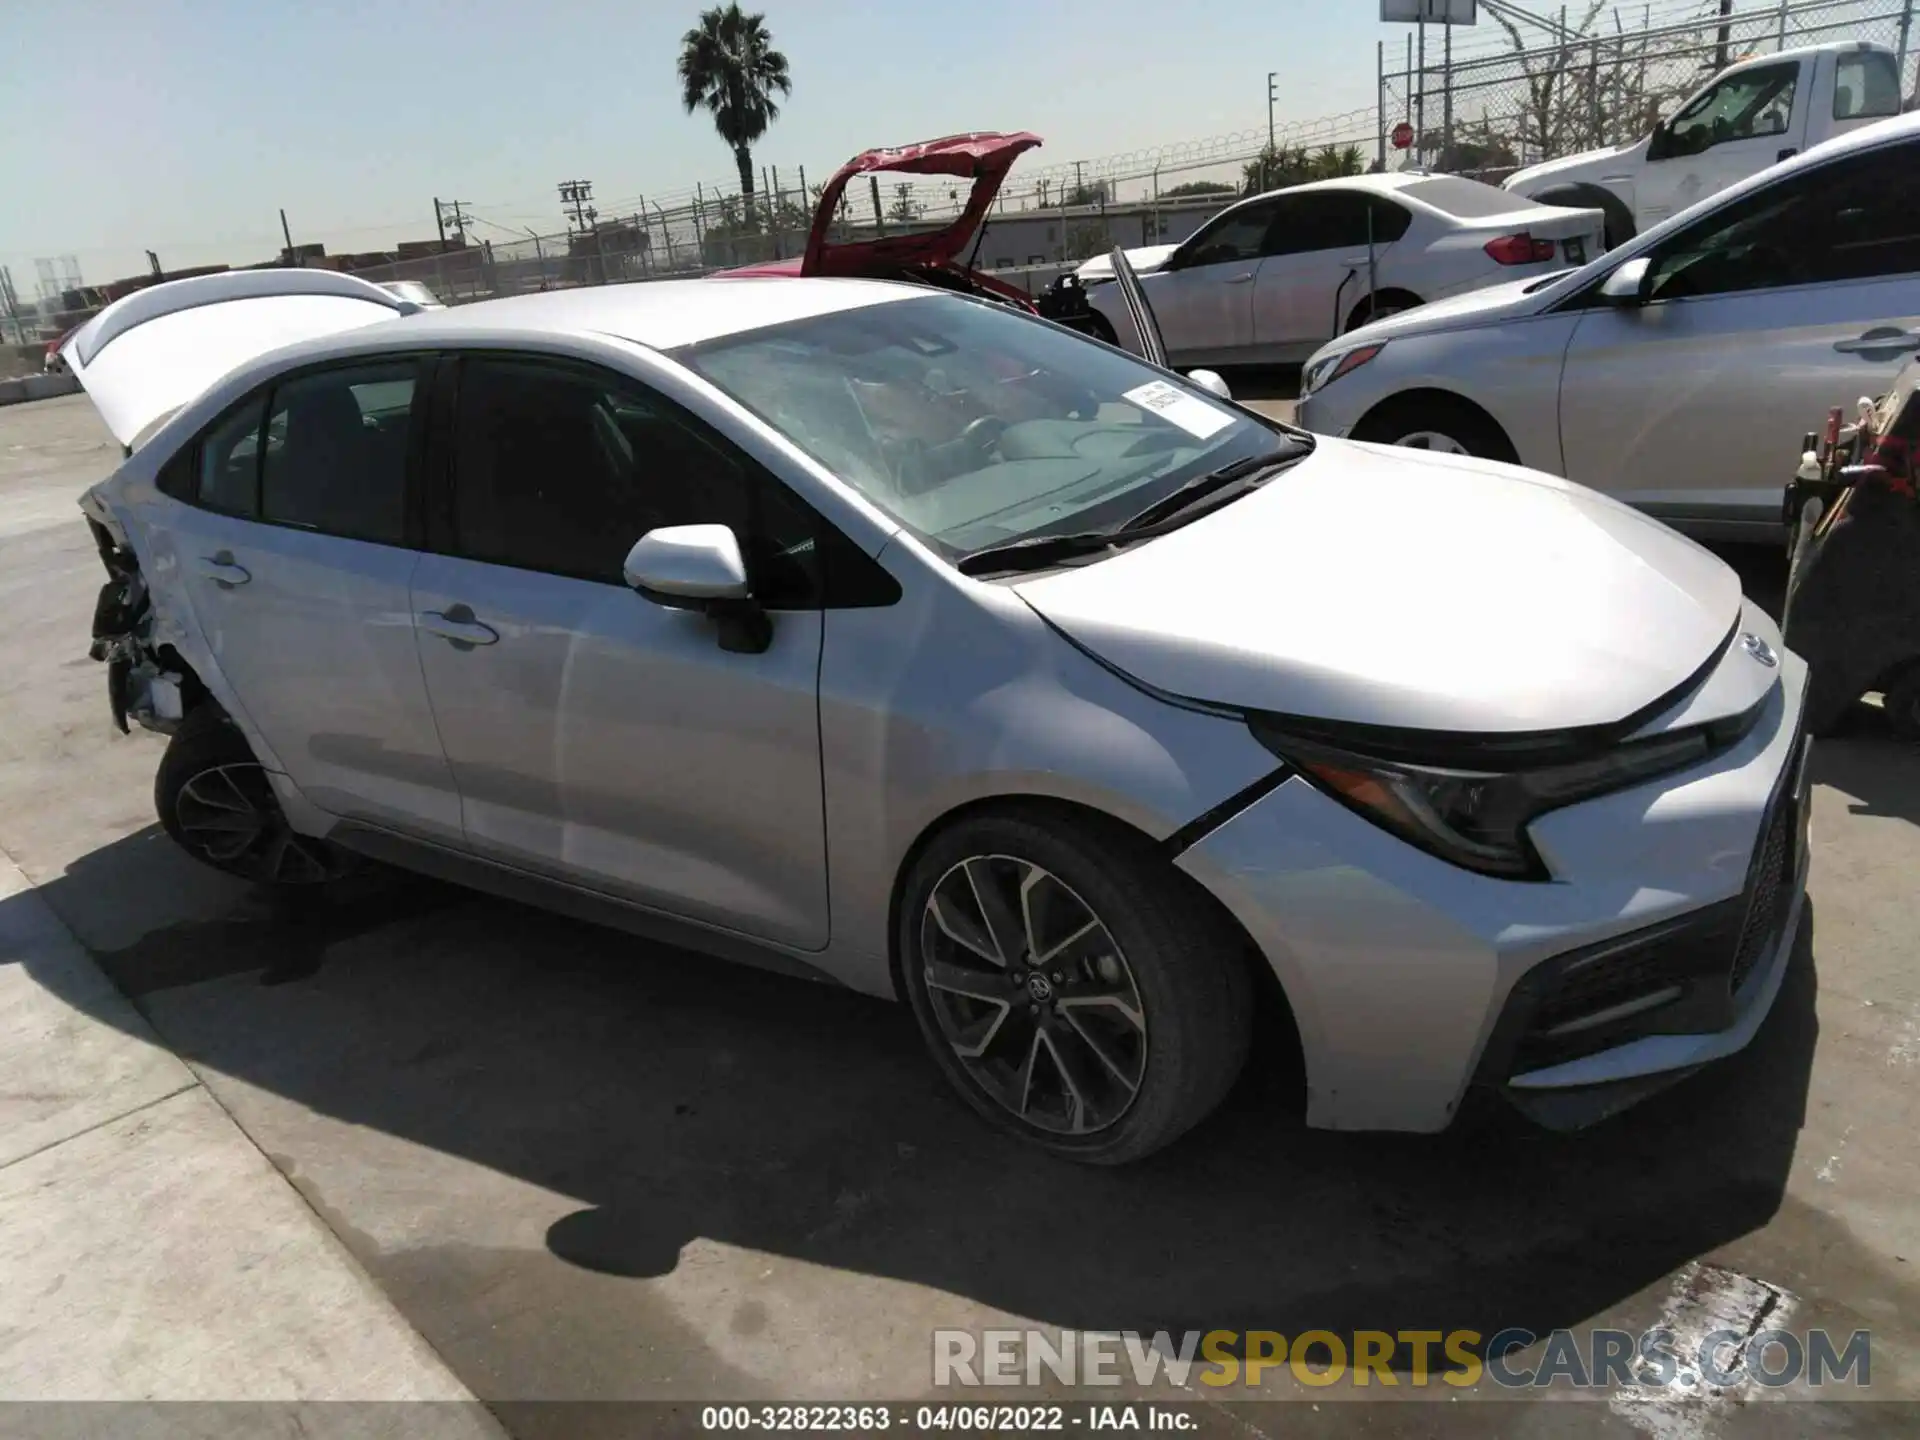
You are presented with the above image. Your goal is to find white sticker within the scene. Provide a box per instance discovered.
[1121,380,1234,440]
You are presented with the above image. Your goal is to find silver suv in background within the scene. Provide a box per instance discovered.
[1298,112,1920,542]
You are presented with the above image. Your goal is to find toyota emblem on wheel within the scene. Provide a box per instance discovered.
[1740,632,1780,668]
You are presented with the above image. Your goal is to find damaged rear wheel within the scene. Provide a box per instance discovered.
[156,707,348,886]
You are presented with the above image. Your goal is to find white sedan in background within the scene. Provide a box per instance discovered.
[1077,173,1605,366]
[1296,112,1920,542]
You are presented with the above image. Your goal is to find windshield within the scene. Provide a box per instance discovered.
[678,292,1298,557]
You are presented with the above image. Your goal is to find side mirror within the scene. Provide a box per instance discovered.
[1600,256,1653,306]
[622,524,771,654]
[1646,120,1671,162]
[1186,369,1233,402]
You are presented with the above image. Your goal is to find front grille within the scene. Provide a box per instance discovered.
[1729,793,1794,995]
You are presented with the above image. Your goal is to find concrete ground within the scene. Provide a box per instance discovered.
[3,392,1918,1436]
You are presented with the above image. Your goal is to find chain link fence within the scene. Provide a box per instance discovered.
[1379,0,1914,175]
[7,0,1911,349]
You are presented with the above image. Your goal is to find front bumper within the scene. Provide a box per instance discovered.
[1174,626,1809,1134]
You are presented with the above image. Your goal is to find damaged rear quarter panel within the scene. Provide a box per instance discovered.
[81,455,292,776]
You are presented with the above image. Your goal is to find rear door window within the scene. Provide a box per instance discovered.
[260,361,420,546]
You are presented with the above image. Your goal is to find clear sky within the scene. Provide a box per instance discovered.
[2,0,1562,288]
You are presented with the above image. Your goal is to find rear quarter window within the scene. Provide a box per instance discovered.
[1835,51,1902,120]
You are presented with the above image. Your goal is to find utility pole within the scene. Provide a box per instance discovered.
[558,180,599,283]
[280,208,297,266]
[1777,0,1789,50]
[434,198,472,246]
[1415,14,1426,169]
[1899,0,1914,98]
[558,180,596,234]
[1714,0,1734,70]
[1266,71,1277,158]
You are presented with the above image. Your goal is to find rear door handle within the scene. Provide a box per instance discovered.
[419,605,499,648]
[1777,147,1798,162]
[196,552,250,588]
[1834,328,1920,357]
[1224,272,1255,284]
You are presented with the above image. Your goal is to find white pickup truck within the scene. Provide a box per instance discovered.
[1504,40,1903,248]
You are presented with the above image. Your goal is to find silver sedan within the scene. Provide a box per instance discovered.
[72,266,1806,1163]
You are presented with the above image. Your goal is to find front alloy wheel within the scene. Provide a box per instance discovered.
[899,810,1253,1164]
[920,855,1147,1136]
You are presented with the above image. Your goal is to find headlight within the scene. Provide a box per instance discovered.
[1299,343,1385,398]
[1249,720,1720,880]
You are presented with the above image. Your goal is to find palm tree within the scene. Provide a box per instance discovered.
[677,4,792,208]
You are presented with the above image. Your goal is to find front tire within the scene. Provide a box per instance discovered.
[898,809,1252,1164]
[1351,394,1519,464]
[156,706,348,886]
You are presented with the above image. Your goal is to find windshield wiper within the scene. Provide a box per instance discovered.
[956,527,1142,577]
[956,446,1304,578]
[1113,446,1300,533]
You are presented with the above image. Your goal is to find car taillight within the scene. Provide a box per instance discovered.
[1484,233,1558,266]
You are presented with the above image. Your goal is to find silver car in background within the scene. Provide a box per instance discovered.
[1077,173,1604,366]
[72,267,1807,1164]
[1298,112,1920,541]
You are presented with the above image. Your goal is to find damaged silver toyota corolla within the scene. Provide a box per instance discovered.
[74,266,1811,1164]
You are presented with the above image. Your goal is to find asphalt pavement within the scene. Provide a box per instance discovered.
[2,393,1917,1437]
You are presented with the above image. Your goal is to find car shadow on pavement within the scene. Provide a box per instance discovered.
[1810,716,1920,829]
[12,818,1832,1379]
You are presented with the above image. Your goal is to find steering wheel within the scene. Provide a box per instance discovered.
[960,415,1008,457]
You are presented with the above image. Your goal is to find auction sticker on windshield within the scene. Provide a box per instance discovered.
[1122,381,1234,440]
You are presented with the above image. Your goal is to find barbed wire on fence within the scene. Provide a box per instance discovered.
[6,0,1913,357]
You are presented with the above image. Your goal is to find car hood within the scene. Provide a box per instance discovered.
[797,131,1042,276]
[66,269,410,448]
[1505,140,1643,193]
[1075,245,1180,282]
[1319,270,1562,349]
[1013,438,1740,734]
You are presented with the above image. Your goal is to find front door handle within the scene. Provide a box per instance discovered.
[1777,147,1798,162]
[1224,272,1255,284]
[196,552,250,589]
[1834,327,1920,358]
[419,604,499,649]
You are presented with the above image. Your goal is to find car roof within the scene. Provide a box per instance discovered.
[1241,171,1439,204]
[337,275,924,352]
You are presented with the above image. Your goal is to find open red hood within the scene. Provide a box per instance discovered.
[799,131,1041,275]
